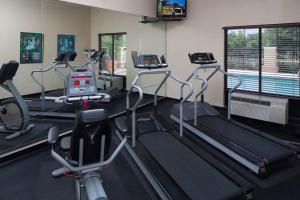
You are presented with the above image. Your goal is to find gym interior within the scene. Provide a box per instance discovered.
[0,0,300,199]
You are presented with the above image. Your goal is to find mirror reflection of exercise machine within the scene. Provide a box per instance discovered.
[0,61,35,140]
[98,48,124,98]
[28,53,77,118]
[73,48,123,98]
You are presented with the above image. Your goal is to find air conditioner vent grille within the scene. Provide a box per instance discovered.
[231,96,271,106]
[230,93,288,125]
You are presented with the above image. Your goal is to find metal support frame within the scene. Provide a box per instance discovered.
[51,135,126,200]
[53,63,75,97]
[181,64,242,123]
[31,61,67,110]
[127,69,193,147]
[51,137,127,173]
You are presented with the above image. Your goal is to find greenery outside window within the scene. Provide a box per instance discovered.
[99,33,127,76]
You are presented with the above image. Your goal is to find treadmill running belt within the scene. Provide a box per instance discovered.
[139,131,242,200]
[197,116,294,163]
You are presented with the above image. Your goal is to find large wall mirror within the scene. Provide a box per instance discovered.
[0,0,167,157]
[0,0,46,156]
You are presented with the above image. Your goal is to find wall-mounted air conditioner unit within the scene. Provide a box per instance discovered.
[231,93,288,125]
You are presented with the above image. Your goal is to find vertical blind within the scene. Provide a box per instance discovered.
[226,25,300,97]
[227,29,260,92]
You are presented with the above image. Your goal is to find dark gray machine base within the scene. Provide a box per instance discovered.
[170,103,300,175]
[139,131,244,200]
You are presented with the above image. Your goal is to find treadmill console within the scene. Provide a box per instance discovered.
[66,72,97,97]
[189,52,217,65]
[132,51,168,70]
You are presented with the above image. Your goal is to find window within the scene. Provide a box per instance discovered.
[99,33,127,76]
[262,27,300,96]
[227,29,259,92]
[225,24,300,98]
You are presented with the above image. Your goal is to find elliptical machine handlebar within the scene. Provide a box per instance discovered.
[48,125,127,173]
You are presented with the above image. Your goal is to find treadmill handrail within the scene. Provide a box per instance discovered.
[31,62,65,91]
[184,63,242,121]
[193,76,208,125]
[127,68,193,146]
[170,73,194,137]
[31,62,67,110]
[180,64,220,99]
[54,63,75,77]
[54,63,75,95]
[126,85,144,112]
[126,85,143,147]
[220,68,242,119]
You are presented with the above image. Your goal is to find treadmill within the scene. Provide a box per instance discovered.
[114,53,254,200]
[26,52,76,118]
[170,52,300,175]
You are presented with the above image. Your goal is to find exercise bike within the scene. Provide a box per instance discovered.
[0,61,35,140]
[48,70,126,200]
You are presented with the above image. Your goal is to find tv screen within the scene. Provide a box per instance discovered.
[157,0,187,19]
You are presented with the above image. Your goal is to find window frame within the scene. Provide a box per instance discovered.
[224,22,300,103]
[98,32,127,77]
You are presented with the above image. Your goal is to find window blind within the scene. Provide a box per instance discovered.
[262,27,300,96]
[226,25,300,98]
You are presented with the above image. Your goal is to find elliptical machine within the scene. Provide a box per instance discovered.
[0,61,35,140]
[48,70,126,200]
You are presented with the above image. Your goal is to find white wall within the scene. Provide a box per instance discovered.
[0,0,43,97]
[59,0,156,18]
[166,0,300,107]
[0,0,91,98]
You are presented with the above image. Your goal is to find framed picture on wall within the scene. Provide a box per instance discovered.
[20,32,44,64]
[57,34,75,56]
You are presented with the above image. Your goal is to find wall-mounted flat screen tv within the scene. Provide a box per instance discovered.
[157,0,187,19]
